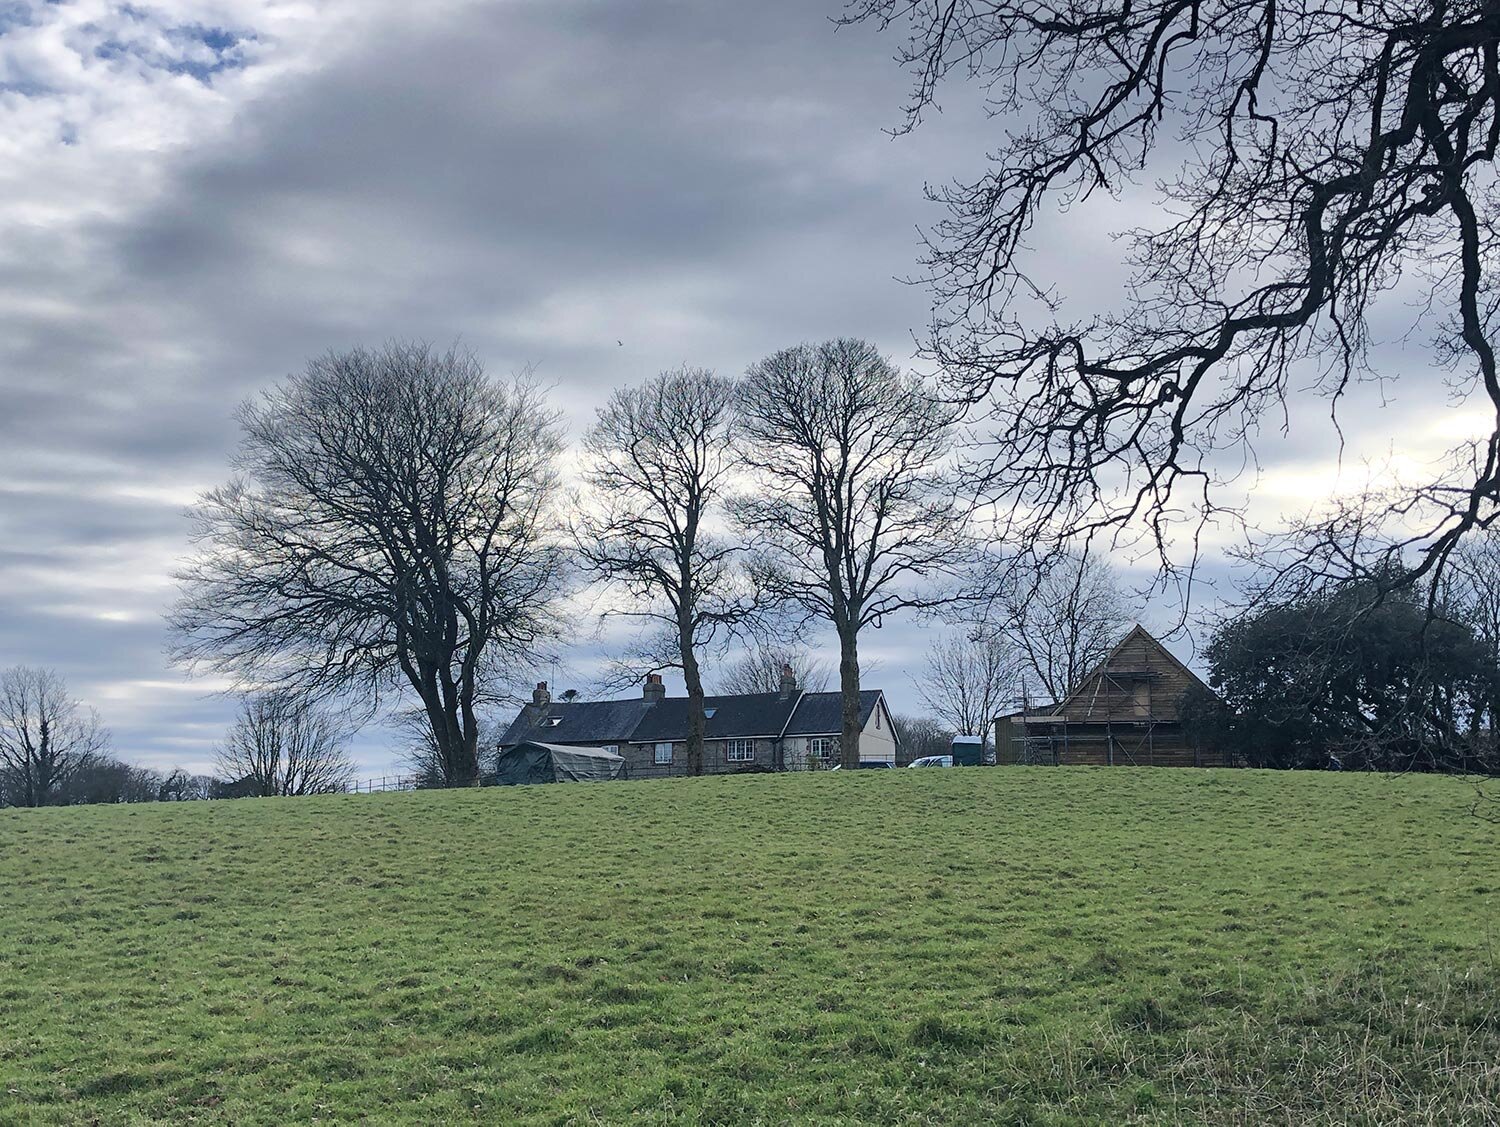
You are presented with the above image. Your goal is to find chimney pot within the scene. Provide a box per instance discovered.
[643,673,666,702]
[778,663,797,697]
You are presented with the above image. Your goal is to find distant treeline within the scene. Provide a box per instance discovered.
[0,756,220,807]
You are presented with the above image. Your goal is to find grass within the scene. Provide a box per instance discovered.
[1,768,1498,1124]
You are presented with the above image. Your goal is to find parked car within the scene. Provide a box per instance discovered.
[907,755,955,768]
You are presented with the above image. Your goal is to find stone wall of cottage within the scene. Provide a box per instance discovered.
[573,708,898,779]
[622,737,775,779]
[622,741,680,779]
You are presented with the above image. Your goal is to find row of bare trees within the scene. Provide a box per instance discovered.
[171,338,985,778]
[176,0,1498,785]
[0,665,218,807]
[0,663,354,807]
[576,341,972,771]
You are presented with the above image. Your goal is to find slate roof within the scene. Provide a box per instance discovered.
[496,698,655,748]
[630,692,802,743]
[497,687,888,748]
[784,690,882,736]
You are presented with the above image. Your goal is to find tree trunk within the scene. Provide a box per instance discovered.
[838,626,861,770]
[455,727,481,786]
[442,707,479,787]
[458,667,483,786]
[682,633,706,776]
[414,670,479,787]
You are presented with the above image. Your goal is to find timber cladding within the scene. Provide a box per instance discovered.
[997,625,1234,768]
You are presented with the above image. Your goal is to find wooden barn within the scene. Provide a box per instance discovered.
[994,625,1233,767]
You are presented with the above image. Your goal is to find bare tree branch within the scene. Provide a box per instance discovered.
[845,0,1500,594]
[713,643,833,695]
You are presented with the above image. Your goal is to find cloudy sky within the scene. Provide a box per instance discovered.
[0,0,1483,776]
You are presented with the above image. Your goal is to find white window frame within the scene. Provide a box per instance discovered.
[808,736,838,761]
[653,741,674,765]
[725,739,755,762]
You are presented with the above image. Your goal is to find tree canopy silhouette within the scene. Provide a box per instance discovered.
[846,0,1500,590]
[172,342,564,787]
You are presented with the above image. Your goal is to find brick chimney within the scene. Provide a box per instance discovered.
[643,673,666,702]
[533,681,551,707]
[778,663,797,698]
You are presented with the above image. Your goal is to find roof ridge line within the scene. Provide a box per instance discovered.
[775,687,805,742]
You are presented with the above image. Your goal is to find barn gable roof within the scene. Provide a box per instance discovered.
[1051,624,1212,723]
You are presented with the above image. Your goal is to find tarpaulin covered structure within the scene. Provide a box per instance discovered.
[494,741,628,785]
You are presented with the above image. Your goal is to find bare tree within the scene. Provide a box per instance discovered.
[59,757,162,805]
[713,643,832,695]
[891,713,953,765]
[916,632,1016,755]
[216,693,354,797]
[157,769,215,802]
[733,339,974,768]
[999,552,1133,703]
[171,342,565,787]
[575,366,755,775]
[844,0,1500,595]
[0,667,109,808]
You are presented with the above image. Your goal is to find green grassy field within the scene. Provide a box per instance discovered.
[1,769,1497,1125]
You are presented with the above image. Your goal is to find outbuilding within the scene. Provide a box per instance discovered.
[994,625,1232,767]
[494,741,628,785]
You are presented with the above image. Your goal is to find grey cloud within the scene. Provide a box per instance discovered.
[0,0,1240,773]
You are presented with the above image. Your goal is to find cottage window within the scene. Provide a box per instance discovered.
[808,737,838,761]
[725,739,755,762]
[654,742,673,765]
